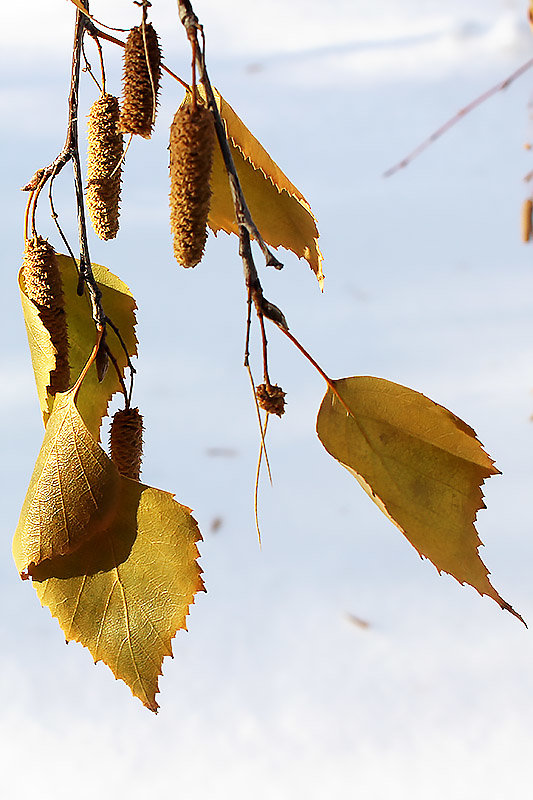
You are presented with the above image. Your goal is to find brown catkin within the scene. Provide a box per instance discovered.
[256,384,286,417]
[109,407,144,481]
[521,198,533,243]
[21,237,70,395]
[169,102,216,268]
[87,93,124,240]
[119,23,162,138]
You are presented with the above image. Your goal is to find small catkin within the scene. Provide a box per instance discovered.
[119,23,162,138]
[21,236,70,395]
[87,93,124,240]
[109,407,144,481]
[169,103,216,268]
[256,384,286,417]
[521,198,533,243]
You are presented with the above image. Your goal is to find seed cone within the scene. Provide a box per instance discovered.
[21,237,70,396]
[119,23,162,138]
[169,102,216,268]
[87,93,124,240]
[256,383,286,417]
[109,407,144,481]
[522,198,533,243]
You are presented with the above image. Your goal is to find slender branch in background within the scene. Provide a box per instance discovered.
[383,56,533,178]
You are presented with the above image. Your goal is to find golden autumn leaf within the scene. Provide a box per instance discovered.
[19,255,137,438]
[15,384,203,711]
[13,388,121,576]
[31,479,203,712]
[199,88,324,288]
[316,376,525,624]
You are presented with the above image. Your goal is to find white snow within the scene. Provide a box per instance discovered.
[1,1,533,798]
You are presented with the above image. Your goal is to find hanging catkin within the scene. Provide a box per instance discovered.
[21,237,70,395]
[169,102,216,268]
[87,93,124,240]
[119,23,162,138]
[109,407,144,481]
[521,198,533,243]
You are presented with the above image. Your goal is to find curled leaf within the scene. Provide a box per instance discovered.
[13,388,121,576]
[316,376,524,624]
[204,88,324,288]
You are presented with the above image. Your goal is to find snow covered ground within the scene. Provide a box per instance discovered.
[1,0,533,798]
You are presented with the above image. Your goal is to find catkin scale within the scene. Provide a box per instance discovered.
[109,407,144,481]
[87,93,124,240]
[521,198,533,243]
[119,23,162,138]
[21,237,70,395]
[169,103,216,268]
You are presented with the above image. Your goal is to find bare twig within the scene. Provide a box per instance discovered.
[23,0,104,326]
[90,24,190,91]
[384,57,533,178]
[81,36,102,91]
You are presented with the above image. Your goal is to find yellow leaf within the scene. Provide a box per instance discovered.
[13,388,121,576]
[15,386,204,711]
[30,478,203,712]
[20,255,137,438]
[316,376,525,624]
[204,88,324,288]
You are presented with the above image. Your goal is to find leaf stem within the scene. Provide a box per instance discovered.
[272,321,354,416]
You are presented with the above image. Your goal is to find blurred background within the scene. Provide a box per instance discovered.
[1,1,533,797]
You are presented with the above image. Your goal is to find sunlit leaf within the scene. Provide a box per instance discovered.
[202,88,324,288]
[13,388,121,576]
[316,376,524,624]
[15,386,204,711]
[31,478,203,712]
[19,255,137,438]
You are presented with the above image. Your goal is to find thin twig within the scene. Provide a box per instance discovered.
[258,312,270,386]
[253,412,270,547]
[140,5,158,126]
[87,27,106,92]
[48,175,80,270]
[90,24,190,91]
[81,35,102,92]
[246,363,273,484]
[384,56,533,178]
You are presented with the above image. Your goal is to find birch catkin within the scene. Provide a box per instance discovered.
[109,407,144,481]
[87,93,124,241]
[169,103,216,268]
[21,237,69,395]
[521,198,533,243]
[119,23,162,139]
